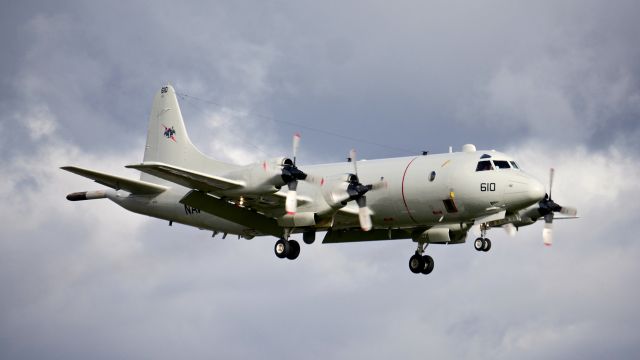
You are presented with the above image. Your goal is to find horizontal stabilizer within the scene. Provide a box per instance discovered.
[126,162,244,192]
[61,166,167,194]
[180,190,281,237]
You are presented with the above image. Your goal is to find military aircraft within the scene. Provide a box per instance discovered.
[62,85,577,275]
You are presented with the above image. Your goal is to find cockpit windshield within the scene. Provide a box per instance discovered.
[476,160,493,171]
[475,159,521,171]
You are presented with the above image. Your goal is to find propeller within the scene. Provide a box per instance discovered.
[345,149,378,231]
[281,133,307,214]
[538,168,577,246]
[503,223,518,237]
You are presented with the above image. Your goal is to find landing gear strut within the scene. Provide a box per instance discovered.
[474,224,492,252]
[409,241,434,275]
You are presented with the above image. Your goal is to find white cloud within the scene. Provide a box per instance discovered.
[20,104,57,140]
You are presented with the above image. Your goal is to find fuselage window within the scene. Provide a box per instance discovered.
[476,161,493,171]
[493,160,511,169]
[429,171,436,182]
[510,161,520,169]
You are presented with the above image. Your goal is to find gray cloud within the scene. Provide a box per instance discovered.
[2,1,640,359]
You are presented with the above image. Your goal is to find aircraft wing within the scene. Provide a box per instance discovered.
[180,190,282,237]
[61,166,167,194]
[126,162,244,192]
[127,162,312,217]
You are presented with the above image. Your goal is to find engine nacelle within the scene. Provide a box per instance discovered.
[222,157,291,195]
[277,212,318,227]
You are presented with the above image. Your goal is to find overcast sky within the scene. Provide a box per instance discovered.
[2,1,640,359]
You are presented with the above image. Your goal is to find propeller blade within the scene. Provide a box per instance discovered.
[543,213,554,246]
[292,133,301,165]
[549,168,555,200]
[285,181,298,214]
[349,149,358,176]
[358,206,372,231]
[503,223,517,237]
[305,173,324,185]
[543,222,553,246]
[560,206,577,216]
[355,196,372,231]
[370,180,388,191]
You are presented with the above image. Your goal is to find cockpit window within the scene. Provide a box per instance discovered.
[510,161,520,169]
[493,160,511,169]
[476,160,493,171]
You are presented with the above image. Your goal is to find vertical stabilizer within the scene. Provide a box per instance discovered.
[141,84,235,184]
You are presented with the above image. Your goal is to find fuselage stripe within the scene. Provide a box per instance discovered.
[401,157,419,224]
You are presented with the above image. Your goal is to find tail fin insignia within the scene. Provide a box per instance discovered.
[162,124,177,142]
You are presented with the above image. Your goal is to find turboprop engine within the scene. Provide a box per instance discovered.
[220,134,308,214]
[222,156,305,195]
[318,150,385,231]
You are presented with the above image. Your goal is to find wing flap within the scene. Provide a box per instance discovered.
[61,166,167,194]
[126,162,244,192]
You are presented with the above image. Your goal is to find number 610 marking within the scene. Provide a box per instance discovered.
[480,183,496,192]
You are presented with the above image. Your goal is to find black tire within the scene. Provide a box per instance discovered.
[474,237,484,251]
[482,238,492,252]
[421,255,434,275]
[409,254,425,274]
[286,240,300,260]
[274,238,289,259]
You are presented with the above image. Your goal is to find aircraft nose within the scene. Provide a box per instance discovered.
[528,177,546,202]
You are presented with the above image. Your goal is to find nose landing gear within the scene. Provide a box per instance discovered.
[474,224,492,252]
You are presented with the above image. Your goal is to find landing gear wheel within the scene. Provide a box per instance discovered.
[474,237,485,251]
[421,255,434,275]
[274,238,290,259]
[482,238,492,252]
[409,254,425,274]
[286,240,300,260]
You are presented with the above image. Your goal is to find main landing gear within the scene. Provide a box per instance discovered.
[474,224,492,252]
[274,238,300,260]
[409,241,434,275]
